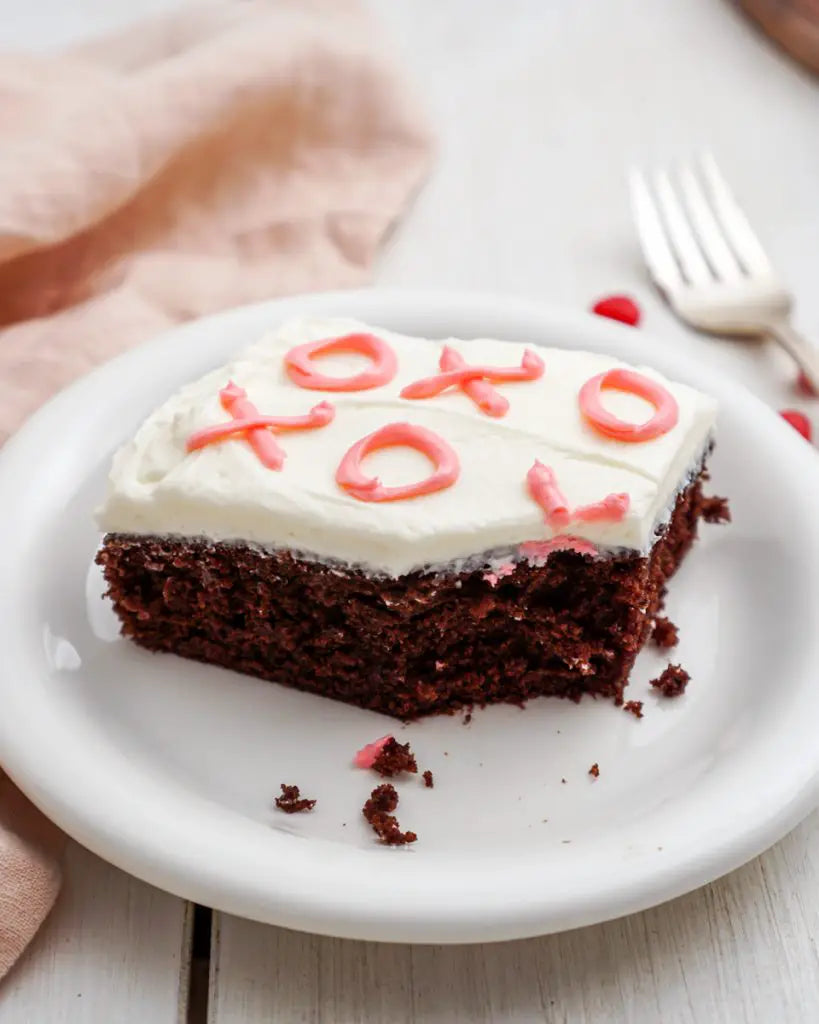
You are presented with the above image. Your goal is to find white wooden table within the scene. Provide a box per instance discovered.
[2,1,818,1020]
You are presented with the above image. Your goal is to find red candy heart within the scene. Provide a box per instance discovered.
[780,409,812,442]
[591,295,641,327]
[795,370,818,398]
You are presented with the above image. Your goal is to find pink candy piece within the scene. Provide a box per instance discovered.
[573,492,630,523]
[780,409,812,441]
[353,735,392,769]
[592,295,642,327]
[483,562,516,587]
[520,537,598,564]
[400,345,544,418]
[284,333,398,392]
[336,422,460,503]
[526,460,571,529]
[186,382,335,470]
[579,368,678,442]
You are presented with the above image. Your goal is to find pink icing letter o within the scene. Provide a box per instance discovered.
[336,422,460,502]
[579,369,679,442]
[284,333,398,392]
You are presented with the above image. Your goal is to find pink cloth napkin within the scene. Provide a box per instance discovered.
[0,0,431,979]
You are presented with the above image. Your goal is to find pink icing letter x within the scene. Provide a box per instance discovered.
[186,382,334,470]
[401,345,544,417]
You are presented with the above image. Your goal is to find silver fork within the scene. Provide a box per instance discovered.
[630,153,819,392]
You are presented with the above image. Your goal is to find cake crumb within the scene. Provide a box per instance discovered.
[422,769,434,788]
[589,762,600,779]
[652,616,679,648]
[700,495,731,524]
[650,664,690,697]
[561,777,567,784]
[274,784,316,814]
[462,711,473,725]
[371,738,418,777]
[623,700,644,719]
[362,784,417,846]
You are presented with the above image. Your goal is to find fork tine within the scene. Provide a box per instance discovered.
[653,170,713,286]
[677,162,743,281]
[628,168,682,293]
[698,153,772,274]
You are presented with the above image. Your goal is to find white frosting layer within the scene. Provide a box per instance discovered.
[97,317,717,576]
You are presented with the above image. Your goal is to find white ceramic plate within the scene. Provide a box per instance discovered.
[1,289,818,944]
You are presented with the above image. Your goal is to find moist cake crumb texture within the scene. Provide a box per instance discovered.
[651,664,691,697]
[422,770,434,788]
[371,738,418,777]
[96,472,705,718]
[651,615,679,648]
[362,784,417,846]
[589,762,600,778]
[274,784,316,814]
[623,699,644,719]
[698,494,731,523]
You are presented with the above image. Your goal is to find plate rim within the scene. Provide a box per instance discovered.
[2,286,819,944]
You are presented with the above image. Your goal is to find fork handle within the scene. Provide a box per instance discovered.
[763,319,819,394]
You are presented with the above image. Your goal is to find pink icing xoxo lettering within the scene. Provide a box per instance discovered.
[579,368,678,442]
[284,333,398,392]
[336,422,460,503]
[400,345,544,417]
[186,382,334,470]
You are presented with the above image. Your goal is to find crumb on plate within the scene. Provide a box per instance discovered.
[652,616,679,648]
[650,664,690,697]
[274,784,316,814]
[362,784,417,846]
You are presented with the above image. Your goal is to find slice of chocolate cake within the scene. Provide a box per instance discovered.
[96,316,718,717]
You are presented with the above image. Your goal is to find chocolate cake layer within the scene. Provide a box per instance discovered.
[96,472,706,719]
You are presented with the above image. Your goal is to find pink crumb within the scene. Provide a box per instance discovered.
[519,537,597,565]
[483,562,515,587]
[353,735,392,769]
